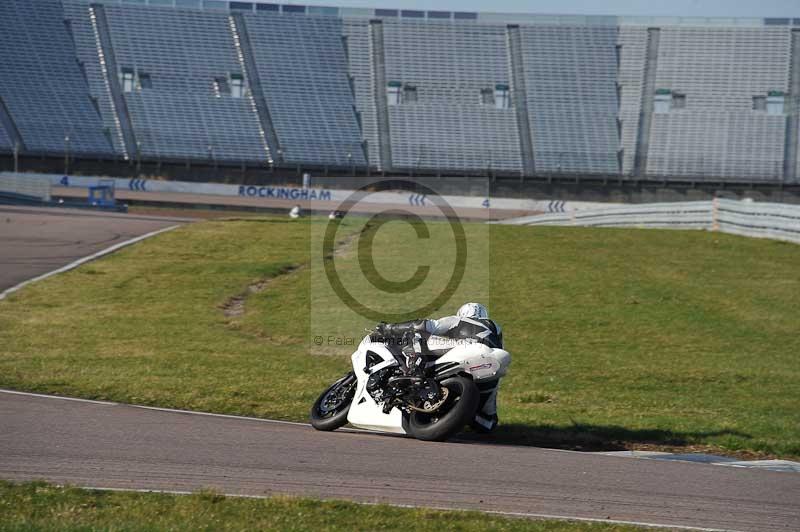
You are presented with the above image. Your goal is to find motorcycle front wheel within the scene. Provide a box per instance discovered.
[310,371,356,431]
[405,376,480,442]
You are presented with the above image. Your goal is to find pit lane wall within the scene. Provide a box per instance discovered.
[0,172,613,214]
[495,199,800,245]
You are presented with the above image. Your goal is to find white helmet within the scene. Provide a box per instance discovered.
[457,302,488,320]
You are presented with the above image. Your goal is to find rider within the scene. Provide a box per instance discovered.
[378,302,502,352]
[376,302,504,431]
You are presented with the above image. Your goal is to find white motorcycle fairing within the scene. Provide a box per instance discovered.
[346,334,511,434]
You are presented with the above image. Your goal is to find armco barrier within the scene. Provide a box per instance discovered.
[496,199,800,245]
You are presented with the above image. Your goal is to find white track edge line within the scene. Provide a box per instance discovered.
[0,224,181,301]
[0,389,117,405]
[63,485,739,532]
[4,388,800,473]
[0,389,304,426]
[0,388,369,431]
[122,403,370,432]
[3,389,798,468]
[125,404,311,427]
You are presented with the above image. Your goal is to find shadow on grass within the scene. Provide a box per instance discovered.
[456,422,752,454]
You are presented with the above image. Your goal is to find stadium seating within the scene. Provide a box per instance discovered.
[1,0,798,183]
[379,20,522,173]
[0,0,113,156]
[0,125,12,152]
[243,13,366,167]
[645,27,791,180]
[342,19,380,168]
[61,0,124,156]
[519,25,620,174]
[648,113,786,180]
[616,26,648,176]
[102,4,269,162]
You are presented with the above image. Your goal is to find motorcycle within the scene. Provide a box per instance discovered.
[310,326,511,441]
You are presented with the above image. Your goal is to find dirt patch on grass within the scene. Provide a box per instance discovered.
[219,222,364,319]
[220,264,305,318]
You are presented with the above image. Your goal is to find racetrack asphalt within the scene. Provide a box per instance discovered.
[0,205,188,291]
[1,391,798,531]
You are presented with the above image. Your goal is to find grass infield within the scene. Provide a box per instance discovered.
[0,216,798,458]
[0,481,656,531]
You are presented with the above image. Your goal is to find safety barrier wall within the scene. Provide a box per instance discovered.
[1,171,617,213]
[0,173,51,201]
[498,198,800,244]
[7,170,800,243]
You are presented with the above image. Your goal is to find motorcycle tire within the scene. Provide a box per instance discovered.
[310,372,356,431]
[405,375,480,442]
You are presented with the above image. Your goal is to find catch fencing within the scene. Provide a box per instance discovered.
[496,199,800,245]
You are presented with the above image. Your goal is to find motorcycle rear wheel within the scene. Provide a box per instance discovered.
[405,376,479,442]
[310,372,356,431]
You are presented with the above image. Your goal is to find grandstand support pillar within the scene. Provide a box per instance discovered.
[13,141,20,173]
[229,13,283,166]
[633,27,660,178]
[506,25,536,177]
[784,29,800,183]
[64,135,71,175]
[89,4,137,161]
[369,20,393,173]
[0,96,26,156]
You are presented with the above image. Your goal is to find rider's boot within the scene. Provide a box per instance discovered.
[472,382,500,433]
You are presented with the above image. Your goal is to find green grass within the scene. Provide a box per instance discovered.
[0,481,653,531]
[488,226,800,458]
[0,216,798,458]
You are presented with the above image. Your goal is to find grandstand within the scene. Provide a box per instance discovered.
[0,0,799,184]
[0,0,114,157]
